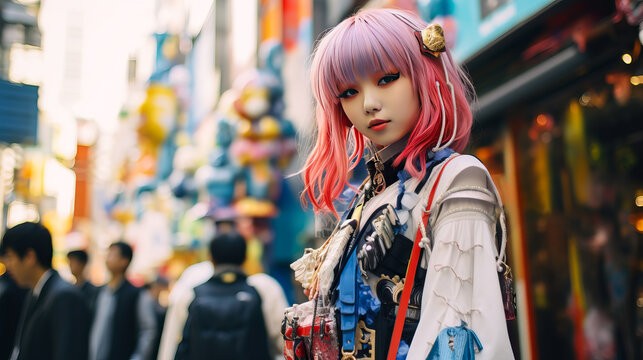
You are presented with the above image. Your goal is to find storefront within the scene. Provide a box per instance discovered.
[464,0,642,359]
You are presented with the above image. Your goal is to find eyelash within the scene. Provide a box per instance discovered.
[338,88,358,99]
[378,72,400,85]
[337,72,401,99]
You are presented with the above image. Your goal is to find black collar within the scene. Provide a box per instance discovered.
[365,136,410,193]
[366,155,404,192]
[365,136,437,195]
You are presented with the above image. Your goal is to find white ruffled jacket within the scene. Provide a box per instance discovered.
[358,154,514,359]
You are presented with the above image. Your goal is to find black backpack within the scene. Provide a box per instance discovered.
[182,273,270,360]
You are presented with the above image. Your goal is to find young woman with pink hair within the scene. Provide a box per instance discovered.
[286,8,515,360]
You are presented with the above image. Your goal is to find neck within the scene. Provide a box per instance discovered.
[376,134,411,163]
[29,267,48,289]
[109,273,125,289]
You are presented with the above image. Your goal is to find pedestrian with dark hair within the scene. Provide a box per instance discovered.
[89,241,156,360]
[0,270,28,360]
[175,232,271,360]
[67,249,98,309]
[0,222,90,360]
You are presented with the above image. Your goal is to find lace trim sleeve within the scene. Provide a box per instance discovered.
[406,214,514,359]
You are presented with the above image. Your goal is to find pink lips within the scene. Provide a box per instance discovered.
[368,119,391,131]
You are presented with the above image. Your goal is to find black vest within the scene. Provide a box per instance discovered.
[106,280,140,360]
[176,270,270,360]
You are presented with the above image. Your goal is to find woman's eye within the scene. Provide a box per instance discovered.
[378,73,400,86]
[338,88,358,99]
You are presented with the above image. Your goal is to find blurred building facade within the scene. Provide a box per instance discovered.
[0,0,41,237]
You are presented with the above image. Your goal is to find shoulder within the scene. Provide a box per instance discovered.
[181,262,214,283]
[447,154,491,188]
[427,154,495,194]
[411,154,499,217]
[192,281,210,297]
[247,273,283,293]
[83,281,98,290]
[440,154,487,177]
[122,279,142,294]
[48,276,86,307]
[48,273,76,294]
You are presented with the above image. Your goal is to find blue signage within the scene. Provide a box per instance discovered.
[0,79,39,144]
[418,0,559,62]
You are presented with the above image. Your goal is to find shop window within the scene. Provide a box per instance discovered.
[514,67,643,359]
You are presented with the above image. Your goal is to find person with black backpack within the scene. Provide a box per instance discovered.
[174,232,271,360]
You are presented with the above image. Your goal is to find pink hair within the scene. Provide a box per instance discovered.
[303,8,474,216]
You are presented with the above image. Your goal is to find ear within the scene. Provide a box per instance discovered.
[24,249,39,267]
[121,258,132,270]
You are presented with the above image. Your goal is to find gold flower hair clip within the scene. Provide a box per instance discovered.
[414,23,446,58]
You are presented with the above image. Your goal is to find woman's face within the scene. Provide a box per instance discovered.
[339,71,420,148]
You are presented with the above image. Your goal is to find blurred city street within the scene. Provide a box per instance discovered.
[0,0,641,359]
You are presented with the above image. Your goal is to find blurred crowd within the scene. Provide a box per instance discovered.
[0,219,288,360]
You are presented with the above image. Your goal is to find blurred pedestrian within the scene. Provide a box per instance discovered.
[0,270,28,360]
[157,261,212,360]
[158,214,233,360]
[0,222,90,360]
[158,226,288,360]
[174,232,271,360]
[67,249,98,310]
[245,272,288,358]
[144,275,169,360]
[89,241,156,360]
[158,261,288,360]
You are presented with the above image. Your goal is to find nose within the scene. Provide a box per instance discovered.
[363,88,382,115]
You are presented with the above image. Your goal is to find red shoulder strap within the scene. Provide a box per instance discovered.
[386,155,459,360]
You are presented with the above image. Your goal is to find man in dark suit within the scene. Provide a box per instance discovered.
[0,222,90,360]
[0,271,28,360]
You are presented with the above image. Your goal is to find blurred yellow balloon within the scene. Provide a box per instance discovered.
[258,116,280,139]
[237,119,253,138]
[234,197,277,218]
[112,207,136,224]
[138,85,177,146]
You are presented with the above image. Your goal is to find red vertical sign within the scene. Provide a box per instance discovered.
[73,145,91,219]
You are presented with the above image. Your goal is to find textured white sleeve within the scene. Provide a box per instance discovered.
[407,211,513,359]
[406,165,514,359]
